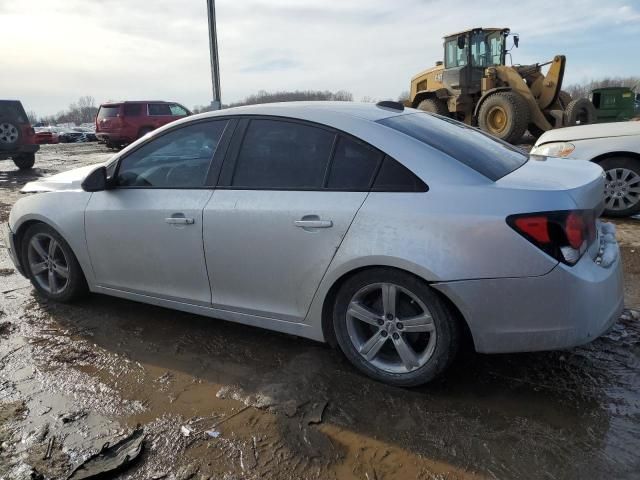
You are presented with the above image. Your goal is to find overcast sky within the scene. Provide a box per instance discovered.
[1,0,638,116]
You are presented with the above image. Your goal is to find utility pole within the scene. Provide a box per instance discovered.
[206,0,221,110]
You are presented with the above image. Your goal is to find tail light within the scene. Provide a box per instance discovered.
[507,210,596,265]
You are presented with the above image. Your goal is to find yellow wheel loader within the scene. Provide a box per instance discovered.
[407,28,597,143]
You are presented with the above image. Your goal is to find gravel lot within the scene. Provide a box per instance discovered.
[1,143,640,479]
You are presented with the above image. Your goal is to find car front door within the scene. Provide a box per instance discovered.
[203,118,384,322]
[85,119,231,305]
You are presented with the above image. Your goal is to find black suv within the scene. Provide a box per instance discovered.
[0,100,39,169]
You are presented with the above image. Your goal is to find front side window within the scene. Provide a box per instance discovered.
[231,119,334,189]
[117,120,227,188]
[378,113,527,181]
[148,103,172,116]
[169,104,188,116]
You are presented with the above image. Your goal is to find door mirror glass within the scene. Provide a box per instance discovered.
[82,166,108,192]
[513,35,519,48]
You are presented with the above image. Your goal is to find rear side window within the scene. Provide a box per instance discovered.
[327,136,383,190]
[97,106,120,119]
[232,119,334,189]
[148,103,172,116]
[0,101,28,123]
[373,156,428,192]
[378,113,527,181]
[123,103,142,116]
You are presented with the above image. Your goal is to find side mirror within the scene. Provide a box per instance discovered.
[457,35,466,49]
[514,35,519,48]
[82,166,108,192]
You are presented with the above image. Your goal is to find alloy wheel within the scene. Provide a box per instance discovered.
[486,106,507,134]
[0,122,19,144]
[345,282,437,374]
[27,233,70,295]
[604,168,640,212]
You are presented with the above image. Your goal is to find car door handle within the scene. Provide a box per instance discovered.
[294,219,333,228]
[165,216,195,225]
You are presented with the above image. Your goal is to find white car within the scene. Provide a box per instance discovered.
[531,122,640,217]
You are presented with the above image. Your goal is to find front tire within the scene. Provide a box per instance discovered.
[21,224,88,302]
[600,156,640,217]
[13,153,35,170]
[477,92,530,144]
[332,268,460,387]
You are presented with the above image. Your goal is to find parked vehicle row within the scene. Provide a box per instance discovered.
[5,102,623,386]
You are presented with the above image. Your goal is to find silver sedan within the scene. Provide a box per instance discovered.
[4,102,624,386]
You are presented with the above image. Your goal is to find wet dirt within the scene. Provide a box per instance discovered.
[1,144,640,479]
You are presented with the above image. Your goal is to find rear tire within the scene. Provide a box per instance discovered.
[565,98,597,126]
[13,153,35,170]
[417,98,449,116]
[600,156,640,217]
[478,92,530,144]
[558,91,572,108]
[332,268,460,387]
[21,223,88,302]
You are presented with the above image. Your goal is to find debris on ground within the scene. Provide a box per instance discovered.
[65,428,144,480]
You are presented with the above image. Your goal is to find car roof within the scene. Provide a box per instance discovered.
[196,101,410,123]
[100,101,174,106]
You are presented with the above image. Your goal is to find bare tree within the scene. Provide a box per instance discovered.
[194,89,355,112]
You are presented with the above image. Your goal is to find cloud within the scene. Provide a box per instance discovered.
[1,0,637,116]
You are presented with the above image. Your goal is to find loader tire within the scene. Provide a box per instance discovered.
[478,92,530,144]
[417,98,449,116]
[558,91,572,108]
[565,98,596,126]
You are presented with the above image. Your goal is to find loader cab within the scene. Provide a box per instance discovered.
[442,28,509,95]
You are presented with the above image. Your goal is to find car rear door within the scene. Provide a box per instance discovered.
[85,118,233,305]
[202,118,383,322]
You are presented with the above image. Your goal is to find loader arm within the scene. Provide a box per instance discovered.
[529,55,566,110]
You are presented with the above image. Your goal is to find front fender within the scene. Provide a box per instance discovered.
[10,192,96,285]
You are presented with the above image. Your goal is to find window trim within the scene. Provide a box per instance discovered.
[112,117,235,190]
[216,115,416,193]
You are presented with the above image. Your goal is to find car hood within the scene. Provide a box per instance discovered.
[21,164,102,192]
[535,121,640,145]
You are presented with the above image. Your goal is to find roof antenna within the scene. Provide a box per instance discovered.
[376,100,404,111]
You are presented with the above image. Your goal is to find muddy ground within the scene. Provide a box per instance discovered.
[1,143,640,480]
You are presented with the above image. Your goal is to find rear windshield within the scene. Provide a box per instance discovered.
[0,101,28,123]
[97,106,120,119]
[378,113,528,181]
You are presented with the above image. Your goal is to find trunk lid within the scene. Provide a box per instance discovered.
[497,157,604,210]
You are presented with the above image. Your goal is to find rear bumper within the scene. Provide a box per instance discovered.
[0,144,39,160]
[96,133,130,144]
[434,223,624,354]
[3,223,24,276]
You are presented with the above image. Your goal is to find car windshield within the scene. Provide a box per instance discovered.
[470,30,505,67]
[378,113,528,181]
